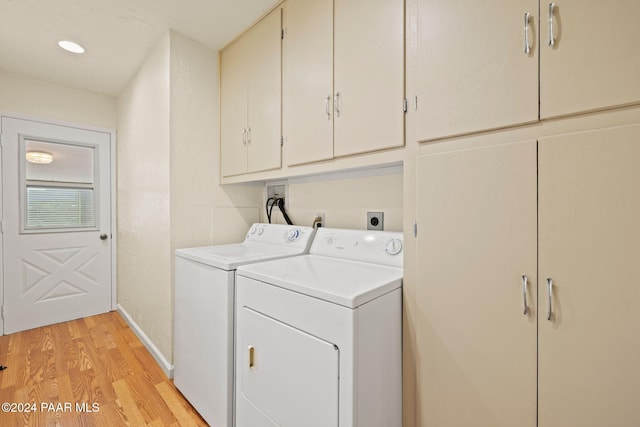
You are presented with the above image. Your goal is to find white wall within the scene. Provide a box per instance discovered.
[117,33,172,363]
[0,69,116,129]
[169,31,260,252]
[117,31,261,366]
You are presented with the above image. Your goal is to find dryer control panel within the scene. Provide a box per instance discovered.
[310,228,403,268]
[245,223,314,250]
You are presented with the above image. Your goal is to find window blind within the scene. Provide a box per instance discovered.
[26,186,95,229]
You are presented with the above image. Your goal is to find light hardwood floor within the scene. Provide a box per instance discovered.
[0,311,208,426]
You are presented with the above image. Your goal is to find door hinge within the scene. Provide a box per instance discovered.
[280,136,284,147]
[1,306,4,320]
[403,98,408,113]
[0,220,3,234]
[413,221,418,238]
[281,28,285,40]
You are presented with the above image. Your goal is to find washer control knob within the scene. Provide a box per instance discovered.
[248,226,257,235]
[385,238,403,256]
[286,228,301,242]
[256,225,265,235]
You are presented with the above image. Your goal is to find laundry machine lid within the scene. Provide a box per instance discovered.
[175,224,315,270]
[236,254,402,308]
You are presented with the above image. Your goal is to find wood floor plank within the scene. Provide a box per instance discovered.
[57,374,81,427]
[51,321,76,376]
[131,346,168,386]
[83,315,97,330]
[112,378,148,426]
[74,339,94,372]
[68,367,98,404]
[124,374,178,426]
[40,327,55,352]
[90,401,127,427]
[155,382,203,427]
[1,334,21,389]
[67,318,90,340]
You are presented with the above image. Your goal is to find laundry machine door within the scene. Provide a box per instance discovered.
[236,307,339,427]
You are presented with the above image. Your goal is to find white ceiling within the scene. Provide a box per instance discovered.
[0,0,277,97]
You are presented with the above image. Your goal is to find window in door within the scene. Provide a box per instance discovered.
[21,138,97,232]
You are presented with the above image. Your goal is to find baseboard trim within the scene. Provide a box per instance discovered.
[116,304,174,379]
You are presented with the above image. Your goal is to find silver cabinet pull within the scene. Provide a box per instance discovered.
[242,128,247,145]
[546,277,554,320]
[548,3,556,47]
[247,127,252,144]
[524,13,531,54]
[325,95,331,120]
[334,92,341,118]
[521,275,529,315]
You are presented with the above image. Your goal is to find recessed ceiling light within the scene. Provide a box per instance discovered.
[58,40,85,54]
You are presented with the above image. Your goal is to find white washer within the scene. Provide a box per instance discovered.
[234,227,403,427]
[174,223,315,427]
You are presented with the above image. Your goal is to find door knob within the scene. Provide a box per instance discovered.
[100,234,109,240]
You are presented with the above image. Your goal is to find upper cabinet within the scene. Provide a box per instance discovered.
[283,0,405,166]
[282,0,334,166]
[540,0,640,119]
[332,0,405,157]
[416,0,640,142]
[220,8,282,178]
[416,0,538,142]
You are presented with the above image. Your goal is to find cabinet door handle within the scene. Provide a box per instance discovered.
[521,274,529,315]
[334,92,341,118]
[548,3,556,47]
[325,95,331,120]
[242,128,247,145]
[523,12,531,55]
[247,127,251,144]
[546,277,554,320]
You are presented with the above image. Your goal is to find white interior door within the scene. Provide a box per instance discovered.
[1,116,112,334]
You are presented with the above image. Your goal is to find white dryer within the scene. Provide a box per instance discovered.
[174,223,314,427]
[234,227,403,427]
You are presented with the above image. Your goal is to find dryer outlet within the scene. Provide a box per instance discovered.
[367,212,384,230]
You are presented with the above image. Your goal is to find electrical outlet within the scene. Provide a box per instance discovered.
[367,212,384,230]
[315,213,325,228]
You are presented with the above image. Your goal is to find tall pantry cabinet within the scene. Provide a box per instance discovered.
[415,124,640,427]
[416,141,538,427]
[415,0,640,141]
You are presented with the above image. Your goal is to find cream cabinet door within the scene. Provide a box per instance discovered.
[282,0,333,166]
[540,1,640,119]
[246,8,282,174]
[538,124,640,427]
[333,0,404,157]
[416,0,538,141]
[220,35,248,177]
[416,142,537,427]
